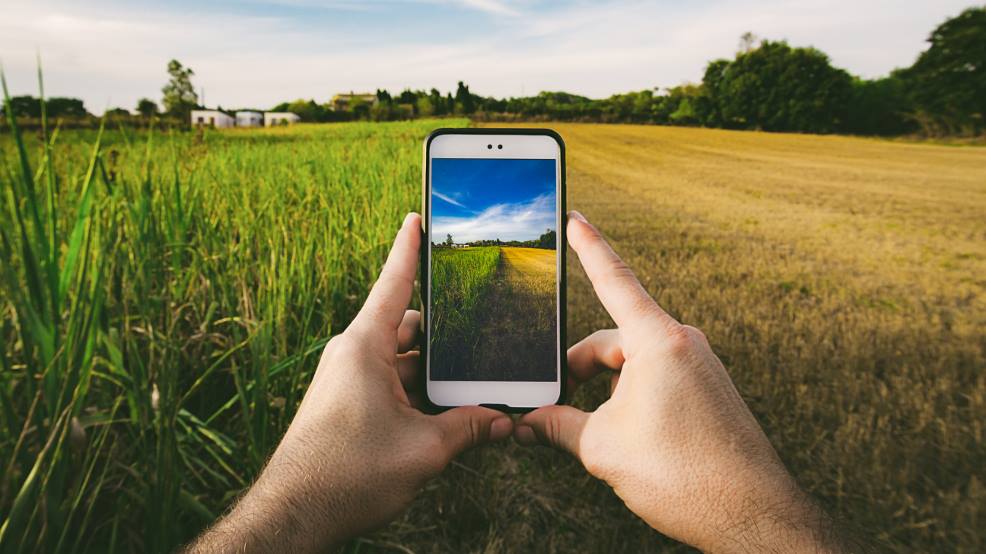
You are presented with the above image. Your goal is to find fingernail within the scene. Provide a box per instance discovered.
[568,210,587,223]
[514,425,538,446]
[490,417,512,441]
[403,212,417,228]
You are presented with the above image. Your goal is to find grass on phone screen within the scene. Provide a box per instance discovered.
[429,246,500,379]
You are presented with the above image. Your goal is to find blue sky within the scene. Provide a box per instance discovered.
[432,158,555,243]
[0,1,977,114]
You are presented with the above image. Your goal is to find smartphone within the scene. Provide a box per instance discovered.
[421,129,566,411]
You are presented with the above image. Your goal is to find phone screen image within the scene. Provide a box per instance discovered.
[428,157,558,382]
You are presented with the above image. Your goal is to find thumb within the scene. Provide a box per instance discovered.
[515,406,589,457]
[431,406,513,461]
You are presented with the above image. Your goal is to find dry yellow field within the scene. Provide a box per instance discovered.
[559,123,985,332]
[501,246,555,292]
[433,123,985,551]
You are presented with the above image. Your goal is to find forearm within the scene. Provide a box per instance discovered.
[699,479,846,554]
[184,459,343,553]
[721,504,840,553]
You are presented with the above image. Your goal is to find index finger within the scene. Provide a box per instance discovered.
[567,211,677,332]
[353,212,421,334]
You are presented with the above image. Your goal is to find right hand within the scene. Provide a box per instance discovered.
[514,211,841,553]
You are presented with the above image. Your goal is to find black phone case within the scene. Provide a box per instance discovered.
[420,127,567,414]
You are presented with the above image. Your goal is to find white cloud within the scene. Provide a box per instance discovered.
[456,0,520,17]
[434,190,469,209]
[433,193,555,243]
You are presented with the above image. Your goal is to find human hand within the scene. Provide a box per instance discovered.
[187,213,513,553]
[514,211,841,553]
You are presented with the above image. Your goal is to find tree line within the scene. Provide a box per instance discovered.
[4,6,982,136]
[434,229,556,250]
[275,7,982,137]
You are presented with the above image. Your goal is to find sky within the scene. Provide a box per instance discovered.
[432,158,556,243]
[0,1,977,114]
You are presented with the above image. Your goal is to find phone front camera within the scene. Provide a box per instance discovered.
[497,144,503,149]
[487,144,492,149]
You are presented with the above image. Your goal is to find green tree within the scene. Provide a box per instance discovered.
[709,40,852,133]
[8,96,88,118]
[348,96,370,120]
[901,6,986,135]
[666,85,703,126]
[397,89,418,105]
[284,99,324,122]
[416,96,434,117]
[454,81,475,114]
[48,97,88,118]
[161,59,198,120]
[669,97,697,125]
[700,59,730,127]
[428,88,446,115]
[845,75,914,135]
[8,96,40,117]
[738,31,759,53]
[444,234,454,247]
[136,98,158,118]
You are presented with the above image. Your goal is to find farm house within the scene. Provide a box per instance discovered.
[330,92,378,111]
[235,110,263,127]
[264,112,301,126]
[190,109,234,128]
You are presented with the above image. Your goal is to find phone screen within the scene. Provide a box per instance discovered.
[428,157,558,382]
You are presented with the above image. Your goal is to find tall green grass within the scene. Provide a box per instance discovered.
[0,74,468,551]
[429,247,500,379]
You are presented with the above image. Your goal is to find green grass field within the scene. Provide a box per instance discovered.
[429,246,500,379]
[0,116,469,552]
[1,115,984,552]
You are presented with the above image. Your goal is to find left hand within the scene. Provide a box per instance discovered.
[186,212,513,553]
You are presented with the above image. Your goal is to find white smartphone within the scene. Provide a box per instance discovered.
[421,129,566,411]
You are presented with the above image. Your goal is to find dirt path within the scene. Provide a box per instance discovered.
[471,247,557,381]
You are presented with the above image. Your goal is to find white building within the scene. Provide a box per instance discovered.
[265,112,301,127]
[235,111,263,127]
[190,109,235,129]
